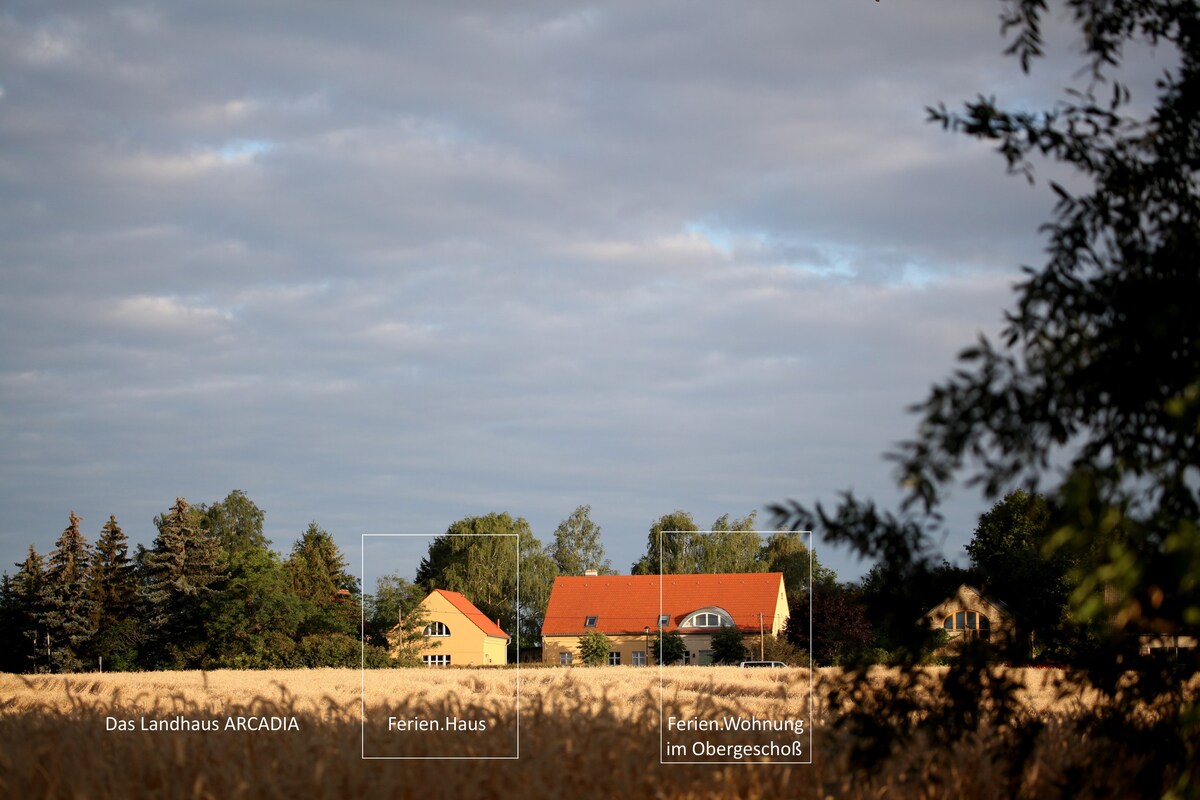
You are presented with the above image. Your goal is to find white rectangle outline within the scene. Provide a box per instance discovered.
[360,533,521,760]
[657,530,814,766]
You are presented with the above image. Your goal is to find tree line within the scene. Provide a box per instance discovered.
[2,497,839,672]
[0,492,364,673]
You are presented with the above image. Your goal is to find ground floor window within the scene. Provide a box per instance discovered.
[423,654,451,666]
[559,652,573,665]
[632,651,647,666]
[608,651,621,666]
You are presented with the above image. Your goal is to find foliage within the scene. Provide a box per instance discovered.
[578,629,611,665]
[652,630,686,665]
[40,512,96,672]
[631,511,765,575]
[7,546,47,672]
[786,582,874,666]
[295,632,362,668]
[760,530,836,602]
[759,634,809,667]
[198,489,268,557]
[140,498,227,668]
[286,522,359,640]
[966,490,1076,659]
[416,512,552,655]
[773,0,1200,791]
[363,573,426,649]
[202,547,306,669]
[709,625,747,665]
[374,577,433,667]
[550,504,613,576]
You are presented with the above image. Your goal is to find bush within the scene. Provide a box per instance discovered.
[578,630,611,666]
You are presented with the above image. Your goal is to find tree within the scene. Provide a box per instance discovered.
[785,582,873,666]
[41,512,96,671]
[286,522,358,639]
[9,546,47,671]
[698,514,763,574]
[88,515,142,670]
[773,0,1200,788]
[631,511,764,575]
[550,505,613,576]
[709,625,748,665]
[966,490,1074,658]
[372,576,432,667]
[911,1,1200,646]
[363,573,427,649]
[141,497,226,668]
[578,629,611,665]
[198,489,268,557]
[652,630,686,665]
[416,512,549,656]
[202,547,305,669]
[760,530,837,602]
[631,511,700,575]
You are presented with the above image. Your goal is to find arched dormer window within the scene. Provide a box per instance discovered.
[424,621,451,637]
[680,607,734,629]
[942,611,990,640]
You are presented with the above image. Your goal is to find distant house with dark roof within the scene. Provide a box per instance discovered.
[401,589,510,666]
[541,573,789,665]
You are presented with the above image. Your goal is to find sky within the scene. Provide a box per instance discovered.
[0,1,1170,584]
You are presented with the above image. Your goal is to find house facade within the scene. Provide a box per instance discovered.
[922,584,1015,652]
[541,573,789,665]
[406,589,510,666]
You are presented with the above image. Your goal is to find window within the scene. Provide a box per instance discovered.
[559,652,573,665]
[681,608,733,628]
[658,614,671,627]
[942,611,991,640]
[584,616,598,628]
[632,651,647,666]
[423,621,450,637]
[423,654,451,666]
[608,652,621,666]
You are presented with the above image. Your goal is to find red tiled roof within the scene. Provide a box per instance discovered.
[541,573,784,636]
[429,589,510,640]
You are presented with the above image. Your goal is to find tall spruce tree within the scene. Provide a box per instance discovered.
[10,546,47,671]
[286,522,357,638]
[41,512,96,671]
[141,498,226,668]
[89,515,142,670]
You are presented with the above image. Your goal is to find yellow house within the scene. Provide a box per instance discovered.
[541,573,789,666]
[413,589,510,666]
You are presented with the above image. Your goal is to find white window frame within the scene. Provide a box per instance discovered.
[424,621,451,637]
[559,651,573,665]
[608,651,621,666]
[632,651,647,666]
[680,607,734,629]
[423,654,451,666]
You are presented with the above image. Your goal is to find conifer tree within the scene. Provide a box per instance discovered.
[89,515,143,670]
[141,497,226,668]
[10,546,47,671]
[42,512,96,671]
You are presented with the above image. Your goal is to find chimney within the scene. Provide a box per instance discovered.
[584,569,598,577]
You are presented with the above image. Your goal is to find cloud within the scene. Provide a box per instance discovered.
[0,0,1151,580]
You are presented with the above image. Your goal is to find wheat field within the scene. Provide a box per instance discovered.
[0,666,1191,799]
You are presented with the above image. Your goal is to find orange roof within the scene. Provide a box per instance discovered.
[541,573,784,636]
[428,589,510,640]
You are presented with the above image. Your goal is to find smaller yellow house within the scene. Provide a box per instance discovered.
[414,589,510,666]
